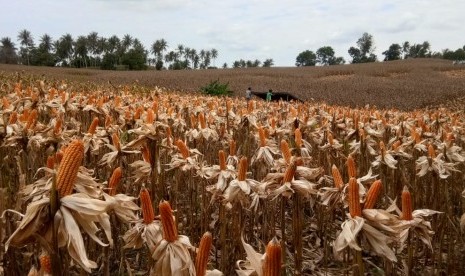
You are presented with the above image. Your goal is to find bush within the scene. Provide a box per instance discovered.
[200,79,231,96]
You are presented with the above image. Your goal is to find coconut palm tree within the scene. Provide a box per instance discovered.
[56,33,74,66]
[17,29,34,65]
[74,35,88,67]
[87,32,99,67]
[211,48,218,67]
[0,37,18,64]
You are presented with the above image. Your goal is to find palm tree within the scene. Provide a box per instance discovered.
[17,29,34,65]
[39,34,53,53]
[199,49,206,69]
[74,35,88,67]
[211,48,218,67]
[87,32,99,67]
[0,37,18,64]
[37,34,55,66]
[107,35,120,54]
[56,33,74,66]
[151,39,168,61]
[176,44,184,62]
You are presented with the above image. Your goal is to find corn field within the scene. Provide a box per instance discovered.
[0,71,465,275]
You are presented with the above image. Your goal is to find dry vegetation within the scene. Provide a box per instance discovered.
[0,61,465,275]
[1,58,465,110]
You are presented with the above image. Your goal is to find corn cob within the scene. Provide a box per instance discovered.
[294,128,302,148]
[259,127,267,147]
[140,188,155,224]
[159,200,178,242]
[218,150,226,171]
[199,112,206,129]
[392,140,401,151]
[282,161,297,183]
[280,140,292,165]
[40,254,52,274]
[88,117,99,135]
[401,186,413,220]
[379,141,386,157]
[134,106,143,120]
[238,157,248,181]
[112,132,121,152]
[190,113,197,128]
[363,180,382,209]
[25,109,38,130]
[175,139,190,159]
[327,132,334,146]
[229,140,236,156]
[53,117,62,135]
[195,232,213,276]
[263,237,282,276]
[146,108,155,124]
[348,177,361,217]
[8,111,18,124]
[428,144,436,159]
[108,167,122,196]
[2,97,10,109]
[331,164,344,189]
[46,155,55,170]
[56,140,84,197]
[247,100,254,112]
[347,155,357,178]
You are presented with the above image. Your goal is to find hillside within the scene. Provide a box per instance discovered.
[1,58,465,110]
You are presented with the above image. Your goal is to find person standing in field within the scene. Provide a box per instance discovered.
[266,89,273,102]
[246,87,252,101]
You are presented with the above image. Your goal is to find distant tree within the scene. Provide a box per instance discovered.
[151,39,168,70]
[348,33,377,63]
[73,35,88,68]
[17,29,34,65]
[316,46,345,65]
[56,33,74,66]
[295,50,317,66]
[87,32,99,67]
[33,34,56,66]
[233,60,240,68]
[262,58,274,67]
[222,62,228,69]
[402,41,410,59]
[252,59,261,67]
[382,43,402,61]
[442,48,465,61]
[0,37,18,64]
[406,41,431,58]
[211,48,218,66]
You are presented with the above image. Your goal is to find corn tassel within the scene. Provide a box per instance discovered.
[348,177,361,217]
[363,180,382,209]
[56,140,84,197]
[108,167,122,196]
[195,232,213,276]
[347,155,357,178]
[88,117,99,135]
[238,157,248,181]
[263,237,282,276]
[402,186,413,220]
[331,164,344,189]
[140,188,155,224]
[159,200,178,242]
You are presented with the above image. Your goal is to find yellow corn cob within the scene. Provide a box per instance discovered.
[428,144,436,159]
[401,186,413,220]
[190,113,197,128]
[270,117,276,129]
[108,167,122,196]
[229,140,236,156]
[53,117,62,135]
[363,180,382,209]
[195,232,213,276]
[152,100,158,114]
[347,155,357,178]
[219,150,226,171]
[88,117,99,135]
[259,127,266,147]
[247,100,254,113]
[282,162,297,183]
[295,128,302,148]
[25,109,38,130]
[40,254,52,274]
[112,132,121,152]
[280,140,292,165]
[175,139,190,159]
[392,140,401,151]
[331,164,344,189]
[238,156,248,181]
[2,97,10,109]
[379,141,386,157]
[199,113,206,129]
[348,177,361,218]
[8,111,18,124]
[263,237,282,276]
[140,188,155,224]
[134,106,143,120]
[46,155,55,170]
[327,132,334,146]
[56,140,84,197]
[146,108,155,124]
[159,200,178,242]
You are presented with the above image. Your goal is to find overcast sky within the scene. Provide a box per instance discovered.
[1,0,464,66]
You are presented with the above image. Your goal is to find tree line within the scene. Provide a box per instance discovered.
[296,32,465,66]
[1,30,465,70]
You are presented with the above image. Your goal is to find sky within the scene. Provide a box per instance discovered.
[1,0,464,66]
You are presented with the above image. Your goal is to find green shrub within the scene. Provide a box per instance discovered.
[200,79,231,96]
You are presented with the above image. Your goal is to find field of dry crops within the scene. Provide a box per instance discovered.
[1,58,465,110]
[0,61,465,275]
